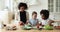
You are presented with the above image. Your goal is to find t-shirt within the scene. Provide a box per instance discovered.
[20,11,27,23]
[39,18,51,25]
[29,19,38,26]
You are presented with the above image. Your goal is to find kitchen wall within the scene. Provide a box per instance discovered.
[27,0,60,20]
[0,0,60,25]
[27,0,48,19]
[0,0,5,10]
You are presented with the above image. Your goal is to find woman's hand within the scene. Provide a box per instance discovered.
[26,20,29,24]
[19,21,24,26]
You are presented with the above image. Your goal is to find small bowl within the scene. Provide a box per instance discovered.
[54,26,60,29]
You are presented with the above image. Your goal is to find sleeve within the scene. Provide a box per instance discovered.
[15,11,20,22]
[26,12,29,20]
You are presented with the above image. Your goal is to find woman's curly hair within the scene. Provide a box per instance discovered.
[18,2,28,10]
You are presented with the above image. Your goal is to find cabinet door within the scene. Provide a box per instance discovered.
[48,0,60,13]
[48,0,54,12]
[56,0,60,12]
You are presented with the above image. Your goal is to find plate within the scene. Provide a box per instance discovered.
[22,25,32,30]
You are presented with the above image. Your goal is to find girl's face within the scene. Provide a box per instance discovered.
[41,14,45,20]
[32,14,37,19]
[19,6,25,12]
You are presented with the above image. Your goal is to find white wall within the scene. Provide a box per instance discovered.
[27,0,48,19]
[0,0,5,10]
[0,0,60,22]
[27,0,60,20]
[50,13,60,20]
[1,0,47,24]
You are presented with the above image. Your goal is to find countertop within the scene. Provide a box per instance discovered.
[1,26,60,32]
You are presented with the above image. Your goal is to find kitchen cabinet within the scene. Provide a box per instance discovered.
[48,0,60,20]
[48,0,60,13]
[48,0,60,26]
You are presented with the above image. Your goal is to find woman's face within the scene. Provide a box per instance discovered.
[41,14,45,19]
[19,6,25,12]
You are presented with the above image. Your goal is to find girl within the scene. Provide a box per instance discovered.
[39,10,54,26]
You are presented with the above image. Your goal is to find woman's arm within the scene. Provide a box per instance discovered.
[15,12,19,20]
[26,20,29,24]
[15,12,24,25]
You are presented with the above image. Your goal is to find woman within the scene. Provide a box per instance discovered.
[15,2,29,25]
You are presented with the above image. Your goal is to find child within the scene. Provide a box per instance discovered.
[39,10,54,26]
[27,11,39,26]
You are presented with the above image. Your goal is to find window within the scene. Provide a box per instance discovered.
[48,0,60,13]
[56,0,60,12]
[48,0,54,12]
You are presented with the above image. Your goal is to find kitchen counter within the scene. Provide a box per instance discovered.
[1,26,60,32]
[1,29,60,32]
[0,20,60,32]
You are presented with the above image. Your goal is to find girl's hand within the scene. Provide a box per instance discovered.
[48,20,54,26]
[37,24,40,28]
